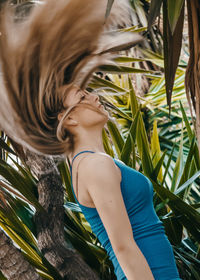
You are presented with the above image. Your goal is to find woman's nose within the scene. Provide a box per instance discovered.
[85,91,99,103]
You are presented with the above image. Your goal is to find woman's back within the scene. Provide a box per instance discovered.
[70,150,181,280]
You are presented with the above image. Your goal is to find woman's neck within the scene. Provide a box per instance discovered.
[69,128,106,161]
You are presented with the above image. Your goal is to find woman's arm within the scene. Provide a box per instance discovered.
[79,153,155,280]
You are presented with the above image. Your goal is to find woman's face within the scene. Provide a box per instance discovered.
[58,85,109,130]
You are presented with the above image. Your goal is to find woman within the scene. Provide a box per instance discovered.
[0,0,181,279]
[57,85,181,280]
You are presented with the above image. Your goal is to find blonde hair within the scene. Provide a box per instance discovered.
[0,0,141,156]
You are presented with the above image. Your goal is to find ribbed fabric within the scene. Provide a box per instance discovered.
[69,151,181,280]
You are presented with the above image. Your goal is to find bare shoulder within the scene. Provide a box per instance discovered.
[78,152,121,183]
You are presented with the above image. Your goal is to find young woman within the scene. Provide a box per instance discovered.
[0,0,181,279]
[56,85,181,280]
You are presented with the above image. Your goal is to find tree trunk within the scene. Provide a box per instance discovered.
[0,229,42,280]
[24,149,99,280]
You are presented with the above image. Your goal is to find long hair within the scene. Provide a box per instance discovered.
[0,0,141,156]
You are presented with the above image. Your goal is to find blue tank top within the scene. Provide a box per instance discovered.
[69,151,181,280]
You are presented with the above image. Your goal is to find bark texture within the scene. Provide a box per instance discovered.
[24,149,99,280]
[0,229,42,280]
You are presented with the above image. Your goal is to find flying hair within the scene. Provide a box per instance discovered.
[0,0,142,156]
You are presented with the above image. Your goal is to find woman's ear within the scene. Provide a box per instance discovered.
[57,112,64,122]
[65,117,78,126]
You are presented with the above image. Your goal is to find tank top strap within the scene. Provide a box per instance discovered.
[71,150,95,165]
[70,150,95,207]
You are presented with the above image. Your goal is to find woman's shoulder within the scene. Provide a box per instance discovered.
[79,152,121,181]
[80,152,115,169]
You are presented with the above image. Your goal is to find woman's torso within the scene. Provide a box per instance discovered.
[69,150,181,280]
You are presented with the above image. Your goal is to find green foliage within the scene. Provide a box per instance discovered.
[167,0,185,34]
[0,1,200,280]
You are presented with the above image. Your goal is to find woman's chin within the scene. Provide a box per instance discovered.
[103,111,109,122]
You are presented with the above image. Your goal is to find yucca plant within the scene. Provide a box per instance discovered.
[0,1,200,280]
[0,138,111,279]
[1,71,200,280]
[1,75,199,279]
[98,78,200,279]
[147,0,200,157]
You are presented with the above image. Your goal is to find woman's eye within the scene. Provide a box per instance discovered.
[80,95,85,100]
